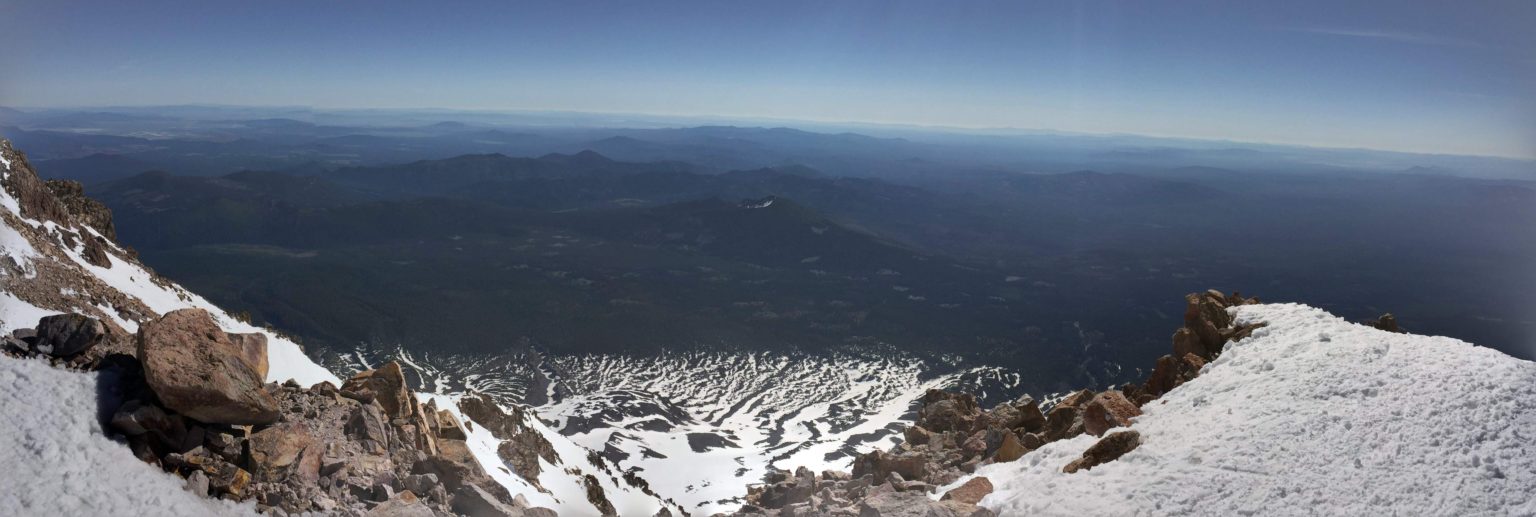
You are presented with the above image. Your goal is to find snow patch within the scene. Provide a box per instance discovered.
[0,356,257,516]
[0,291,57,334]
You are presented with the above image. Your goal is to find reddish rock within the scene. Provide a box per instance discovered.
[1082,390,1142,437]
[342,362,413,420]
[435,409,467,440]
[1181,352,1206,371]
[228,332,269,381]
[248,421,322,483]
[1145,354,1180,395]
[1042,390,1092,441]
[940,476,994,505]
[1014,396,1046,433]
[137,309,278,425]
[1145,352,1206,397]
[1063,429,1142,474]
[1171,327,1206,360]
[903,425,932,446]
[991,432,1026,462]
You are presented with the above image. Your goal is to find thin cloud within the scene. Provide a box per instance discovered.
[1286,27,1485,49]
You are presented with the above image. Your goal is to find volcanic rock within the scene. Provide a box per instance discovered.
[1082,390,1141,437]
[341,362,413,420]
[33,313,107,357]
[228,332,269,380]
[136,308,279,425]
[940,476,993,505]
[1371,313,1402,333]
[1063,429,1142,474]
[992,432,1026,463]
[247,421,322,483]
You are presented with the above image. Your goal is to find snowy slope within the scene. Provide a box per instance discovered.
[0,356,256,516]
[344,346,1019,515]
[955,303,1536,516]
[540,351,999,515]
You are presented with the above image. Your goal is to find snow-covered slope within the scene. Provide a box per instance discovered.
[0,356,256,516]
[341,346,1020,515]
[957,303,1536,516]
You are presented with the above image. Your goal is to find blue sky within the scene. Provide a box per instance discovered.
[1,0,1533,158]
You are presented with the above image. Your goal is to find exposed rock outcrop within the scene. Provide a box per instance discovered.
[44,178,117,240]
[459,393,561,488]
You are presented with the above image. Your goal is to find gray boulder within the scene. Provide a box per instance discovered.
[34,313,106,356]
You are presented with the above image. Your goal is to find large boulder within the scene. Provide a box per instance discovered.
[940,476,993,505]
[137,309,279,425]
[1063,429,1142,474]
[34,313,107,357]
[1082,390,1141,437]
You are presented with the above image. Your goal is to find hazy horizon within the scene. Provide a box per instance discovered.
[9,103,1536,165]
[3,0,1533,159]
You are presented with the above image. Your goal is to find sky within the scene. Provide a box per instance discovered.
[1,0,1534,159]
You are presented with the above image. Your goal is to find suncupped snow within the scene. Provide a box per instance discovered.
[958,303,1536,516]
[0,356,256,516]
